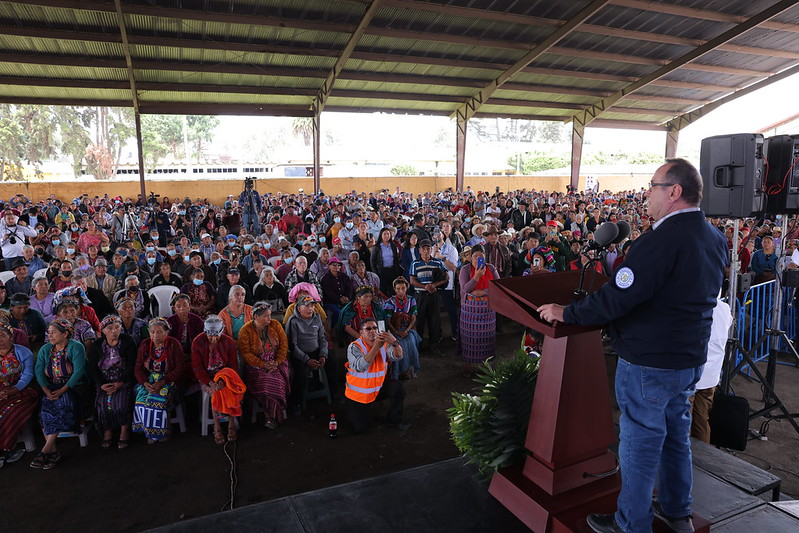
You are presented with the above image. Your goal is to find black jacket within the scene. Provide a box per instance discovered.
[564,210,728,369]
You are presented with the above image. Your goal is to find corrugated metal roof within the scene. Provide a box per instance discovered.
[0,0,797,130]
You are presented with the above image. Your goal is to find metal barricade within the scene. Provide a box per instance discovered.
[735,280,796,371]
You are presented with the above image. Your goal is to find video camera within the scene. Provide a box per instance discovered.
[244,176,256,190]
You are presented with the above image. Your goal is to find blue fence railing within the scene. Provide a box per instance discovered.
[734,280,796,370]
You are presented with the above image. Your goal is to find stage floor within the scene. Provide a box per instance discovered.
[148,455,799,533]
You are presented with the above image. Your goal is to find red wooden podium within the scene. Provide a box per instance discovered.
[488,271,620,532]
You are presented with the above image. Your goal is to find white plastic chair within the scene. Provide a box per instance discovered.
[0,271,16,285]
[200,390,239,436]
[57,419,92,447]
[267,256,280,268]
[18,419,37,452]
[148,285,180,318]
[170,402,187,433]
[32,268,49,280]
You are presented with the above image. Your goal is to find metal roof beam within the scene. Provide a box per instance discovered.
[667,62,799,131]
[314,0,383,113]
[112,0,138,112]
[609,0,799,33]
[570,0,798,129]
[589,119,668,131]
[451,0,610,121]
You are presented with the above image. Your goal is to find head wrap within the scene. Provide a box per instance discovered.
[288,282,321,303]
[99,315,122,331]
[526,246,556,271]
[50,318,74,338]
[0,321,14,338]
[9,292,30,307]
[355,285,374,298]
[148,317,171,331]
[252,301,272,317]
[54,296,80,314]
[53,286,91,309]
[204,314,225,336]
[170,293,190,307]
[115,296,136,311]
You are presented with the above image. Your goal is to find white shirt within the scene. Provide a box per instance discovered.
[0,220,38,258]
[697,299,732,390]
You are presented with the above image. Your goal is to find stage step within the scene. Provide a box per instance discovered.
[690,438,782,502]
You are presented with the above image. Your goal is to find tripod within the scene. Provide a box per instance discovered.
[720,216,799,437]
[121,208,144,247]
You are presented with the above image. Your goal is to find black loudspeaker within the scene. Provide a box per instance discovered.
[709,392,749,451]
[764,135,799,214]
[784,269,799,289]
[700,133,765,218]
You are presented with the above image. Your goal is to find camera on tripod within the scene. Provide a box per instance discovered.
[244,176,256,190]
[148,191,160,206]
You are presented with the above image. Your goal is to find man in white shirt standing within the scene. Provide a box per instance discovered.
[0,209,38,270]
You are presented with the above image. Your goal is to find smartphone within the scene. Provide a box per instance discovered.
[477,256,485,269]
[377,320,386,332]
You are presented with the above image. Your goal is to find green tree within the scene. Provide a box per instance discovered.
[0,104,25,180]
[510,151,570,173]
[391,164,418,176]
[186,115,219,162]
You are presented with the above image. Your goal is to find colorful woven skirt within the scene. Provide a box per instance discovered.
[459,294,496,364]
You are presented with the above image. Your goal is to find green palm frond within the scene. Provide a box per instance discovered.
[447,351,539,478]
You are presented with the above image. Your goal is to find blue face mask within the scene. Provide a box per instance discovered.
[179,210,186,216]
[183,255,191,262]
[465,217,471,223]
[334,217,341,224]
[66,248,75,255]
[345,222,353,229]
[52,239,60,246]
[146,257,156,265]
[212,258,221,265]
[284,257,293,265]
[243,244,252,251]
[146,246,155,252]
[319,237,326,243]
[297,240,304,246]
[193,278,204,286]
[167,249,177,257]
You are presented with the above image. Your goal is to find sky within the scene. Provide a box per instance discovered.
[210,70,799,171]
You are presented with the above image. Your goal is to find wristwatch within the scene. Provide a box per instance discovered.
[392,341,399,347]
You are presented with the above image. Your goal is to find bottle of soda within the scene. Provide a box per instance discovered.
[328,413,338,439]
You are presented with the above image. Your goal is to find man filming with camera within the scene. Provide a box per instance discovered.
[0,209,38,270]
[239,177,263,236]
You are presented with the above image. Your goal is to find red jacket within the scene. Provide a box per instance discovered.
[135,336,186,385]
[190,333,238,386]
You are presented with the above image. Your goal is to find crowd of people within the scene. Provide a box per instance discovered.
[0,179,793,471]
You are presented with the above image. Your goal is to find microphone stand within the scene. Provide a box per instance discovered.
[574,246,608,298]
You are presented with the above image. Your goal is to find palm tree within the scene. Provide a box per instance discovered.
[291,117,314,146]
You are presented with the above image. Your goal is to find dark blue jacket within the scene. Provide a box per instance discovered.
[564,210,728,370]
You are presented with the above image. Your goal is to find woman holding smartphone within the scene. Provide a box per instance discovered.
[458,245,500,377]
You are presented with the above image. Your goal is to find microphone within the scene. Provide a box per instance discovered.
[611,220,631,245]
[584,221,619,251]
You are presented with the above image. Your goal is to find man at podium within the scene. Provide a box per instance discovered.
[539,159,727,533]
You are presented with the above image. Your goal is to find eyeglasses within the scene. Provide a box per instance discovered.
[363,326,378,331]
[649,181,675,189]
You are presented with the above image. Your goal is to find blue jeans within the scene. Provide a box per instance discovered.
[614,358,702,533]
[242,212,261,236]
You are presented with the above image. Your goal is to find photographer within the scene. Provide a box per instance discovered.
[0,209,38,270]
[239,177,263,236]
[144,203,171,247]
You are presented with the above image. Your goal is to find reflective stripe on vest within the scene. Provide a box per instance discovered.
[344,337,387,404]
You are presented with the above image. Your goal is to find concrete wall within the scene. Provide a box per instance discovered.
[0,174,650,204]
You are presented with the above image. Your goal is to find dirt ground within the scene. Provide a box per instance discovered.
[5,317,799,532]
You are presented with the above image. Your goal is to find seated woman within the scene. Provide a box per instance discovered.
[9,293,47,347]
[116,297,149,346]
[0,322,38,465]
[133,318,185,444]
[238,302,289,429]
[113,275,149,320]
[218,285,252,340]
[167,293,204,385]
[31,319,86,469]
[180,268,216,318]
[252,267,288,315]
[191,315,240,444]
[383,277,422,380]
[349,260,383,302]
[50,294,97,351]
[337,286,386,346]
[30,277,55,324]
[86,315,137,450]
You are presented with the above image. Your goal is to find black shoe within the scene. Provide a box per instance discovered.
[586,513,625,533]
[652,498,695,533]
